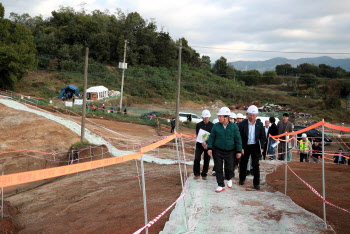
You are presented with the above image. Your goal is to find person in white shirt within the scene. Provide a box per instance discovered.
[262,120,270,160]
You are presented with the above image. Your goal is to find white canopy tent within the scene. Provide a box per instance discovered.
[86,86,109,100]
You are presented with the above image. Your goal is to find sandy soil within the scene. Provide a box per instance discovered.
[267,153,350,234]
[1,101,349,233]
[0,103,189,233]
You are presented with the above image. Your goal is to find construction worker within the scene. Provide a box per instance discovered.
[340,123,345,135]
[207,107,242,193]
[299,133,312,162]
[236,113,245,125]
[193,110,214,180]
[238,105,266,190]
[229,112,237,123]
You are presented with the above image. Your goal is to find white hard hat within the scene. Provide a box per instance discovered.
[217,107,231,116]
[202,110,211,118]
[230,112,237,119]
[212,118,219,124]
[302,133,307,138]
[247,105,259,114]
[236,113,244,119]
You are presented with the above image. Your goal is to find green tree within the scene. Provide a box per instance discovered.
[297,63,319,76]
[200,55,211,70]
[212,56,227,77]
[240,70,260,86]
[323,80,341,109]
[262,71,277,84]
[275,64,295,75]
[299,73,318,87]
[154,32,177,68]
[180,38,200,67]
[0,3,37,89]
[226,65,237,80]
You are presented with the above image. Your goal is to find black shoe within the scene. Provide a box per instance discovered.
[254,185,260,190]
[202,176,207,180]
[239,180,244,185]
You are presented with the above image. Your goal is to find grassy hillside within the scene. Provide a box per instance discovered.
[14,63,350,123]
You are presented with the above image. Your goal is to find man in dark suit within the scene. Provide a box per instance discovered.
[238,105,266,190]
[334,148,346,164]
[277,113,293,160]
[267,117,279,160]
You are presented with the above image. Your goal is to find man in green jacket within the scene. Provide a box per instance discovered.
[207,107,242,193]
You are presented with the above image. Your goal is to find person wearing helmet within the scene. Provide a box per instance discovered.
[298,133,312,162]
[194,110,214,180]
[238,105,266,190]
[229,112,237,123]
[236,113,245,125]
[207,107,242,193]
[212,118,219,124]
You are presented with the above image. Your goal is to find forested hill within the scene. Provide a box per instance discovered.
[9,6,205,71]
[1,4,250,104]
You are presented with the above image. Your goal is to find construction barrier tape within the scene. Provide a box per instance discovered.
[133,192,186,234]
[324,122,350,132]
[140,134,176,153]
[0,152,142,188]
[339,137,350,150]
[282,161,350,214]
[272,121,324,139]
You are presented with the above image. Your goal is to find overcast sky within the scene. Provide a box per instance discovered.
[2,0,350,62]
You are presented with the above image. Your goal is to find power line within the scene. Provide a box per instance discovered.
[191,45,350,55]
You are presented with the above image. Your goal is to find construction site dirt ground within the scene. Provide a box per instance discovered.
[0,101,349,233]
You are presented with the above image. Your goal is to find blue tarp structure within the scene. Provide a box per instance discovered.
[59,85,80,99]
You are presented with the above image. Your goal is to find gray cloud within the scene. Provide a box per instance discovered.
[2,0,350,62]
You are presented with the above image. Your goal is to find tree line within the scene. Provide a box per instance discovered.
[0,3,349,109]
[1,4,210,89]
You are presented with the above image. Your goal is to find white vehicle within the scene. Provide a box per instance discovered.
[256,116,280,126]
[179,112,202,123]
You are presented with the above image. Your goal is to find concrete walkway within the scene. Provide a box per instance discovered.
[161,163,332,234]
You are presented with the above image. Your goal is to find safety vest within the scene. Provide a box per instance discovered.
[300,140,310,153]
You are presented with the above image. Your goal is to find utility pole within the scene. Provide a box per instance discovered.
[119,40,128,112]
[175,39,182,132]
[81,47,89,142]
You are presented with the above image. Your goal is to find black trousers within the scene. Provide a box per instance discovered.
[239,144,261,186]
[262,142,268,160]
[300,153,309,162]
[193,143,210,177]
[213,148,234,187]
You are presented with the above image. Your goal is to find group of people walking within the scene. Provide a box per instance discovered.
[193,106,349,193]
[193,105,274,193]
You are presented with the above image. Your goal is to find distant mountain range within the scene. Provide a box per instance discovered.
[228,56,350,72]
